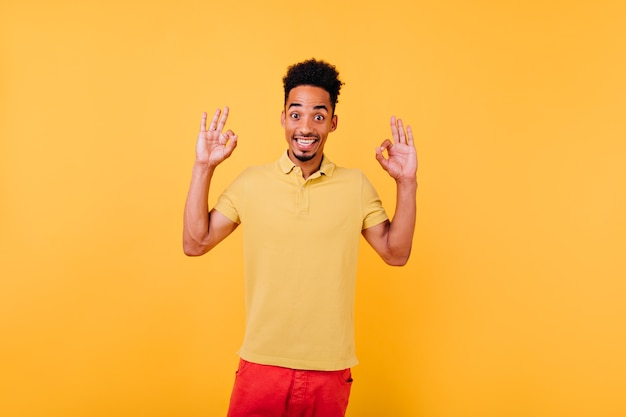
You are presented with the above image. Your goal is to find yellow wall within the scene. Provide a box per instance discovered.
[2,1,625,416]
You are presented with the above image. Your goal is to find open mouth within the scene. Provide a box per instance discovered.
[294,136,319,150]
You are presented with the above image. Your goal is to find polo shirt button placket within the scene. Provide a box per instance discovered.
[296,179,310,215]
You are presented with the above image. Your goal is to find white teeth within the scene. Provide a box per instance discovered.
[297,139,315,145]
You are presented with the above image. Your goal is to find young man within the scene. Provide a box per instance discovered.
[183,59,417,417]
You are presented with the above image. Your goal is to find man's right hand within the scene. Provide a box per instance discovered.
[196,107,238,167]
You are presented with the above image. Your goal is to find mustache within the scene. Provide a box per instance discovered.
[292,133,320,140]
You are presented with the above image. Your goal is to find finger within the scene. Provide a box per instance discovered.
[375,146,390,172]
[397,118,407,144]
[390,116,399,143]
[220,129,235,144]
[216,106,229,132]
[209,108,221,132]
[223,133,238,158]
[200,112,208,132]
[379,138,393,153]
[406,125,415,147]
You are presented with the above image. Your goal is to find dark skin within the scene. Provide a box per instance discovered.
[183,87,417,265]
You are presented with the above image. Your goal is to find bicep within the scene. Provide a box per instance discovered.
[361,220,391,259]
[205,208,239,250]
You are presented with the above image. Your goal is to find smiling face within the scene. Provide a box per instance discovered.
[281,85,338,172]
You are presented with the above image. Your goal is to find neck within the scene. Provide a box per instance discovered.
[288,151,323,179]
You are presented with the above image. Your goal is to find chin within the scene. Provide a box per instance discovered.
[294,152,317,162]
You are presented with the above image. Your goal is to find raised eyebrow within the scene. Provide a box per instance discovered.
[286,103,328,112]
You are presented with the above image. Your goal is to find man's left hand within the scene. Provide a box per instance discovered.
[375,116,418,181]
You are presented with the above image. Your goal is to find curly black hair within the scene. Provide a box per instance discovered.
[283,59,344,113]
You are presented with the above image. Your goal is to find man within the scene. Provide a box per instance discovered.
[183,59,417,417]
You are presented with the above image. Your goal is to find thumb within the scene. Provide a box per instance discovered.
[375,146,389,172]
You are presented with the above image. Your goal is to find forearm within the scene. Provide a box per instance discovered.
[387,178,418,264]
[183,162,215,255]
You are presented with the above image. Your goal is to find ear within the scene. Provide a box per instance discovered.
[281,110,286,128]
[330,114,338,132]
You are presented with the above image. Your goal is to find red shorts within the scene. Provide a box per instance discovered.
[226,358,353,417]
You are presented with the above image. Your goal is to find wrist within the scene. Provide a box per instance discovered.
[395,176,418,187]
[192,160,216,175]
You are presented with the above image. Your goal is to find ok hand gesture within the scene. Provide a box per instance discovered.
[196,107,238,167]
[375,116,418,181]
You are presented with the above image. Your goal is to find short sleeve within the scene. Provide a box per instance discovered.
[361,172,389,230]
[213,170,248,225]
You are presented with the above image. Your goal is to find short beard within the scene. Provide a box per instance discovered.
[291,134,319,162]
[293,151,317,162]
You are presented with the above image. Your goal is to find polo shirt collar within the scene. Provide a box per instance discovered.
[278,151,336,177]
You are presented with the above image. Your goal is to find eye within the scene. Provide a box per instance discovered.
[314,114,325,121]
[290,113,300,119]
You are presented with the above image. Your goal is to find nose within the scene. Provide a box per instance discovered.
[299,118,313,135]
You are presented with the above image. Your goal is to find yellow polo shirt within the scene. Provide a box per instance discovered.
[214,152,388,370]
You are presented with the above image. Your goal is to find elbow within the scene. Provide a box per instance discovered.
[391,258,409,267]
[183,246,201,257]
[183,247,202,257]
[384,256,410,267]
[182,239,208,257]
[381,250,411,266]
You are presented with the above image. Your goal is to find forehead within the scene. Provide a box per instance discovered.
[286,85,332,110]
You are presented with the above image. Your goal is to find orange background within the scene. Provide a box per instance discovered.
[1,1,625,416]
